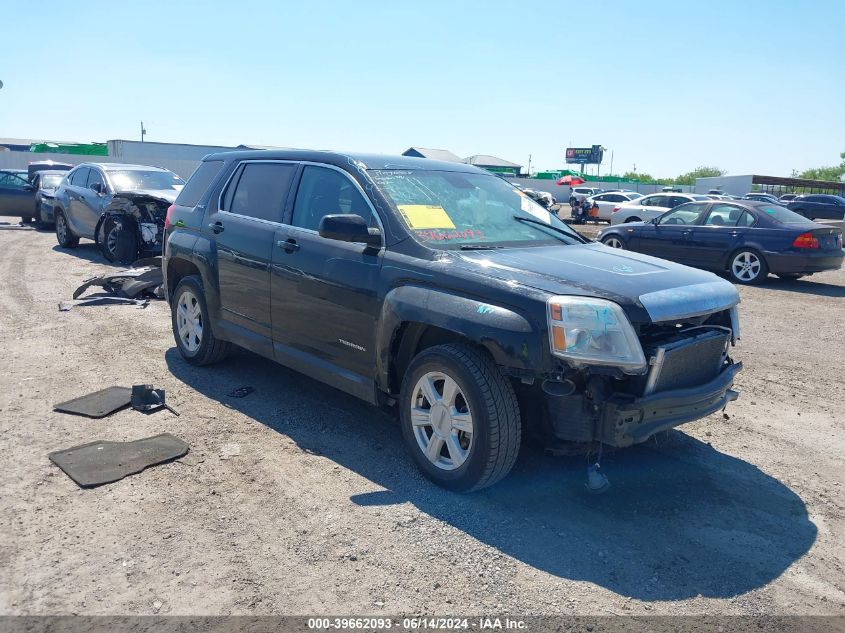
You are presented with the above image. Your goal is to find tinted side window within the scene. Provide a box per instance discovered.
[737,211,756,227]
[291,166,372,232]
[176,160,225,207]
[705,204,745,226]
[0,172,28,189]
[69,168,89,186]
[86,169,105,190]
[668,196,691,208]
[223,162,296,222]
[606,194,626,203]
[643,195,667,207]
[658,203,708,225]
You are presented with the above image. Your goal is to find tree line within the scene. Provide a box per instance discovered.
[612,152,845,186]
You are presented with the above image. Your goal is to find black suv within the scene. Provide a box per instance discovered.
[164,150,742,492]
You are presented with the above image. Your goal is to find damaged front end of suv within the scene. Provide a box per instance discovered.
[532,281,741,453]
[95,194,172,264]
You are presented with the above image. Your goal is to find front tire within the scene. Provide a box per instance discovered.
[171,275,232,366]
[33,203,44,229]
[55,210,79,248]
[101,216,139,264]
[399,343,521,492]
[777,273,805,281]
[729,249,768,284]
[625,216,641,223]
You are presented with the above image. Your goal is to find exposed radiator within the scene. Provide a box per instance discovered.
[643,329,730,395]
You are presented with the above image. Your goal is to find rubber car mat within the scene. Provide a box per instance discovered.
[53,386,133,418]
[48,433,189,488]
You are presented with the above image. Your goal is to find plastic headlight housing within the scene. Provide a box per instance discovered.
[547,296,646,373]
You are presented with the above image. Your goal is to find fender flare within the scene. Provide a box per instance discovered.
[375,285,544,393]
[164,234,222,318]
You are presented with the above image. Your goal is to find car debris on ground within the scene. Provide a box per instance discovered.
[131,384,180,416]
[72,257,164,300]
[60,257,164,311]
[48,433,189,488]
[227,386,255,398]
[54,384,178,418]
[53,386,134,418]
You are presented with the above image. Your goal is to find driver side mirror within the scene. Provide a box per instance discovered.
[90,182,105,195]
[23,183,35,192]
[319,214,381,247]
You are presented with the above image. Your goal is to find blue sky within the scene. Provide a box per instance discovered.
[1,0,843,178]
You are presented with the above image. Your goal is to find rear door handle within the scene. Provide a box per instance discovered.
[208,222,224,234]
[277,238,300,252]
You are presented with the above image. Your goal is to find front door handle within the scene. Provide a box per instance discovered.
[277,238,300,252]
[208,222,224,234]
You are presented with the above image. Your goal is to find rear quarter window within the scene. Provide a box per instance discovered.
[175,160,225,207]
[759,205,812,224]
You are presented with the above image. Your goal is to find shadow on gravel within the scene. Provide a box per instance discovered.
[166,346,816,602]
[50,243,124,268]
[756,277,845,298]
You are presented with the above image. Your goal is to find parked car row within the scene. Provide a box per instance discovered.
[597,200,843,284]
[0,160,185,263]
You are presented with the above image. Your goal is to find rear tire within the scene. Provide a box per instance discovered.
[728,249,768,284]
[171,275,232,366]
[399,343,521,492]
[777,273,805,281]
[55,210,79,248]
[601,235,626,249]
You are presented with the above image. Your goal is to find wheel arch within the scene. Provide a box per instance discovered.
[376,286,543,395]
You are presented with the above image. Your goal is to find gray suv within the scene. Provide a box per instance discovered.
[53,163,184,263]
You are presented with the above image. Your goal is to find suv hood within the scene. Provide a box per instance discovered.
[454,242,739,323]
[113,189,178,203]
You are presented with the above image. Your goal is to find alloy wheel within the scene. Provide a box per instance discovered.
[105,222,121,257]
[732,252,761,282]
[176,290,203,352]
[56,214,67,242]
[604,236,624,249]
[410,371,474,471]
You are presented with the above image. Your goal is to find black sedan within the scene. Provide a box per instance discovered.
[597,200,843,284]
[0,169,35,222]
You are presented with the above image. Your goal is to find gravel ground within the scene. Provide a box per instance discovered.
[1,223,843,617]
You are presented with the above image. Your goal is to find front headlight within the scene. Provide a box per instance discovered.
[547,296,646,373]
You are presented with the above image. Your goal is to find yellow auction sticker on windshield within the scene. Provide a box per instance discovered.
[397,205,456,229]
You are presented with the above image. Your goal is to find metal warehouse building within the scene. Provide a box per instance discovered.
[0,138,277,179]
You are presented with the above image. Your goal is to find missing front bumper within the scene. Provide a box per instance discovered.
[599,362,742,447]
[543,362,742,447]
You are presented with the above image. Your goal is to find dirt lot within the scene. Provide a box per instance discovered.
[1,223,843,617]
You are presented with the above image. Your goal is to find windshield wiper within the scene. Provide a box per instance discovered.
[512,215,586,242]
[458,244,505,251]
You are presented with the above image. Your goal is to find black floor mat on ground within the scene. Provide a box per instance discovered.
[53,386,133,418]
[48,433,189,487]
